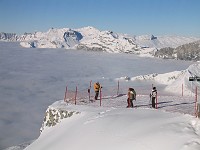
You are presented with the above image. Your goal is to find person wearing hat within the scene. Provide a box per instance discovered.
[94,82,102,100]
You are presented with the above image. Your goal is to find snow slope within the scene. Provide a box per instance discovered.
[24,97,200,150]
[116,63,200,96]
[20,28,77,48]
[165,63,200,95]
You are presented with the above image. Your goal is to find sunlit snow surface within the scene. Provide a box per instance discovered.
[25,99,200,150]
[0,41,199,150]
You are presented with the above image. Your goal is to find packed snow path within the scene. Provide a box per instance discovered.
[66,94,197,117]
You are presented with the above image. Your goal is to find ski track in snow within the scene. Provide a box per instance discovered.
[68,94,197,117]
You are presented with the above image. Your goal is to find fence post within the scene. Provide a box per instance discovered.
[88,80,92,101]
[117,80,119,95]
[195,86,198,117]
[182,83,183,97]
[75,86,77,105]
[64,85,67,102]
[100,87,102,106]
[156,93,158,109]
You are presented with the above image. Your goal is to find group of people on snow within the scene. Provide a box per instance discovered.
[92,82,157,108]
[126,86,157,108]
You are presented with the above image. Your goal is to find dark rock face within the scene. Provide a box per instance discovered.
[155,40,200,61]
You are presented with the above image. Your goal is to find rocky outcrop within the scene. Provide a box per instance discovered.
[176,40,200,61]
[63,29,82,47]
[155,40,200,61]
[0,32,18,41]
[154,47,175,59]
[40,107,80,133]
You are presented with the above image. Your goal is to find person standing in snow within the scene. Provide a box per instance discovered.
[127,88,136,108]
[94,82,102,100]
[150,87,157,108]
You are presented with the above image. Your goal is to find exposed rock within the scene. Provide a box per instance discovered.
[155,40,200,61]
[40,107,80,133]
[0,32,18,41]
[155,47,175,59]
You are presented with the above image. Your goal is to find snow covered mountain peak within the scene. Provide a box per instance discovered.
[78,26,99,31]
[1,26,200,56]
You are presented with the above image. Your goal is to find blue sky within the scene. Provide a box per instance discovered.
[0,0,200,37]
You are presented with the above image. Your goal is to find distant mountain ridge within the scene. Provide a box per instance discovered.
[0,32,18,41]
[1,26,200,57]
[155,40,200,61]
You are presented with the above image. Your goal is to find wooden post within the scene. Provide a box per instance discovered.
[75,86,77,105]
[156,93,158,109]
[64,85,67,102]
[195,86,198,117]
[117,80,119,95]
[88,80,92,101]
[182,83,183,97]
[100,87,102,106]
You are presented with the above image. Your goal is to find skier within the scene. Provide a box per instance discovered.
[127,88,136,108]
[150,87,157,108]
[94,82,102,100]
